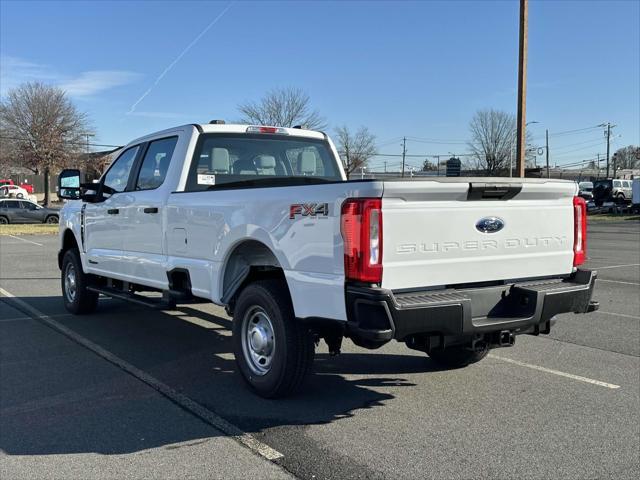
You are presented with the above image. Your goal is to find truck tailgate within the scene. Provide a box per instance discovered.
[381,179,577,290]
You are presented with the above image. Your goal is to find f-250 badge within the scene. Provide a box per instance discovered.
[289,203,329,219]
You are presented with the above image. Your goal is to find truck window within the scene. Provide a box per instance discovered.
[135,137,178,190]
[103,145,140,194]
[185,134,342,191]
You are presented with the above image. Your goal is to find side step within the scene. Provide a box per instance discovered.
[87,286,176,309]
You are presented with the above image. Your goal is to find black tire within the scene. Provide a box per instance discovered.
[232,279,314,398]
[0,216,8,225]
[61,248,99,314]
[428,345,489,369]
[45,215,59,224]
[16,193,24,199]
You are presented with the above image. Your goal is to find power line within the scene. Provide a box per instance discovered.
[552,140,605,157]
[548,138,605,151]
[549,125,601,137]
[0,135,122,149]
[531,125,601,141]
[405,136,468,145]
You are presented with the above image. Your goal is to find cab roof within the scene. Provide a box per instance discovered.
[125,123,326,148]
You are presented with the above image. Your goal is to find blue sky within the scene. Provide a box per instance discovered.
[1,0,638,171]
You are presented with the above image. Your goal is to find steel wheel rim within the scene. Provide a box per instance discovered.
[241,306,276,376]
[64,263,77,303]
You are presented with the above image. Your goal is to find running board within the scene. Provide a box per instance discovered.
[87,286,176,309]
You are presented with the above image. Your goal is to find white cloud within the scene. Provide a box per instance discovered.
[0,55,140,98]
[59,70,141,97]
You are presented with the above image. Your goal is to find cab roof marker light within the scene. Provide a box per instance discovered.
[246,126,289,135]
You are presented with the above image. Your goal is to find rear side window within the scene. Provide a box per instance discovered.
[186,133,341,191]
[103,146,140,193]
[623,181,631,188]
[2,200,21,209]
[20,201,37,210]
[135,137,178,190]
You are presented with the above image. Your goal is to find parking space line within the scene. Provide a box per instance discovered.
[597,279,640,286]
[0,286,284,462]
[592,263,640,270]
[598,310,640,320]
[488,354,621,389]
[0,312,76,323]
[6,235,44,246]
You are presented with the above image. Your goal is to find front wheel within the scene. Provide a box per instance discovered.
[428,345,489,369]
[61,248,98,314]
[232,279,315,398]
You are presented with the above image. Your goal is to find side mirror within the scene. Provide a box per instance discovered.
[58,169,82,200]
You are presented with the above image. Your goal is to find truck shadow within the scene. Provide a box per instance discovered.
[0,295,440,456]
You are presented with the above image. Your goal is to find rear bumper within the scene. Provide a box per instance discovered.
[345,269,598,348]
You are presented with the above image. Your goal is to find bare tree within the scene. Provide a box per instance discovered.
[237,87,326,130]
[0,82,90,204]
[467,109,517,176]
[612,145,640,170]
[335,125,376,179]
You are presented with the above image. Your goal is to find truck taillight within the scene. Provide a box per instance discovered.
[341,198,383,283]
[573,196,587,266]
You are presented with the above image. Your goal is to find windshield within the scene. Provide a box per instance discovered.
[185,133,342,191]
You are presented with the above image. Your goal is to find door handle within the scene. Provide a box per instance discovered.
[107,209,119,215]
[143,207,159,214]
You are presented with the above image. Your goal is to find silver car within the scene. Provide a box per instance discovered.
[0,199,60,224]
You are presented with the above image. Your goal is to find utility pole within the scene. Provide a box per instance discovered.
[545,129,550,178]
[597,153,600,179]
[435,155,440,176]
[384,161,387,173]
[401,137,407,178]
[515,0,528,178]
[605,123,611,178]
[597,122,617,178]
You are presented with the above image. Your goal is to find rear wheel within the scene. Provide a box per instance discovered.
[61,248,98,314]
[428,345,489,368]
[45,215,59,224]
[0,216,8,225]
[232,279,315,398]
[16,193,24,199]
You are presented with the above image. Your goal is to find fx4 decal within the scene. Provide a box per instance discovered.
[289,203,329,219]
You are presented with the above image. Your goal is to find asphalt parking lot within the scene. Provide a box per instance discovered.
[1,221,639,480]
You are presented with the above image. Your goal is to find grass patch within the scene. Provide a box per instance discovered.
[587,214,640,222]
[0,224,59,235]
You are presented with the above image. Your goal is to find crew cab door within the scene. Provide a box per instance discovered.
[84,145,140,277]
[120,136,179,288]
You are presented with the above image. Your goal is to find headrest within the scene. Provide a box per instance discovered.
[211,148,230,172]
[256,155,276,168]
[299,151,316,174]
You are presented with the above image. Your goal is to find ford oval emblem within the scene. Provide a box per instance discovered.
[476,216,505,233]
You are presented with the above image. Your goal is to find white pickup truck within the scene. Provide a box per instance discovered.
[57,122,598,397]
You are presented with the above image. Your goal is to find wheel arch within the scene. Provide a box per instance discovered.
[220,239,289,313]
[58,229,79,269]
